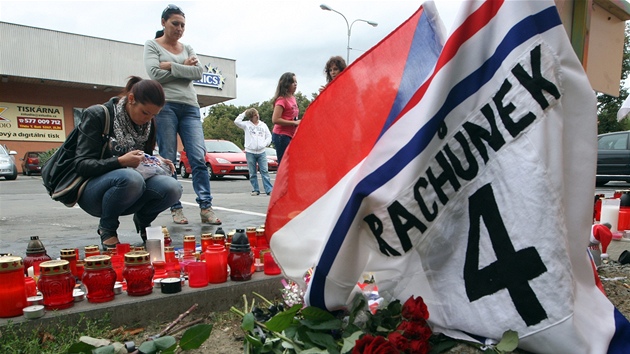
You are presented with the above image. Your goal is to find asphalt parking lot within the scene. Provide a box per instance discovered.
[0,173,275,258]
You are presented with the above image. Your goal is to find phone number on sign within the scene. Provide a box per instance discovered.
[17,117,63,130]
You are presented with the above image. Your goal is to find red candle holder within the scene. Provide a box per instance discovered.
[162,226,172,247]
[0,256,28,318]
[183,235,196,254]
[263,251,282,275]
[23,236,52,276]
[59,249,78,278]
[82,255,117,303]
[163,246,181,278]
[84,245,101,258]
[200,233,213,254]
[246,226,257,248]
[255,228,269,250]
[228,229,253,281]
[205,244,228,284]
[123,251,154,296]
[38,260,75,310]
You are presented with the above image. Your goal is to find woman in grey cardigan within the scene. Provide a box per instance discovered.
[144,4,221,226]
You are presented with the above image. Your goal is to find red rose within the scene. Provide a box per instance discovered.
[401,296,429,321]
[397,321,432,341]
[388,331,410,352]
[409,339,430,354]
[352,334,399,354]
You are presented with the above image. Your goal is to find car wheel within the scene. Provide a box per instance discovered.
[6,169,17,180]
[245,174,250,180]
[596,179,609,187]
[181,167,189,179]
[26,170,31,176]
[22,170,26,176]
[207,164,217,180]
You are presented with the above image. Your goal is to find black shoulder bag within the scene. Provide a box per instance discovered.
[42,105,111,207]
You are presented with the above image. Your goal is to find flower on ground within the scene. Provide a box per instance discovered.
[352,334,400,354]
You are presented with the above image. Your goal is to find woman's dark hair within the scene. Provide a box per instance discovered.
[122,76,165,107]
[271,72,296,104]
[155,4,185,38]
[325,56,347,83]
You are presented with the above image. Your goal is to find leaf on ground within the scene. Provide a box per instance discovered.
[179,324,213,350]
[495,330,518,352]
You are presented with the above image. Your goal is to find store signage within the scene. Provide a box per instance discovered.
[194,64,225,89]
[0,102,66,142]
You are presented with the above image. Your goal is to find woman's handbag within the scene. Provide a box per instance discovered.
[42,105,110,207]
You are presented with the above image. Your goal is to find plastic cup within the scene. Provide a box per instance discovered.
[187,262,208,288]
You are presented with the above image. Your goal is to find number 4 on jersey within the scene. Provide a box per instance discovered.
[465,183,548,327]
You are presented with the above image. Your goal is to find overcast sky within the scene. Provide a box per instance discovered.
[0,0,464,107]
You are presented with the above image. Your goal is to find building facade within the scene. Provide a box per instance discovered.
[0,22,236,173]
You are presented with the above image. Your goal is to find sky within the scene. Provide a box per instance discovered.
[0,0,464,107]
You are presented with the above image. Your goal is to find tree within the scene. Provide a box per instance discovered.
[597,24,630,134]
[201,91,314,148]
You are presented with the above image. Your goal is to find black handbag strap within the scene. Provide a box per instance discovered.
[99,104,110,159]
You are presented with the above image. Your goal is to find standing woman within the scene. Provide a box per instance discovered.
[319,55,347,93]
[144,4,221,225]
[271,72,300,166]
[76,76,182,250]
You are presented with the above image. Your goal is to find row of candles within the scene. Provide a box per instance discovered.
[0,226,282,319]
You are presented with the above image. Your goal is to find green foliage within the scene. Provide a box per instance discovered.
[39,148,58,165]
[201,91,313,148]
[0,315,118,354]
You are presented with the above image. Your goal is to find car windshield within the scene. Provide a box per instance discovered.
[205,140,242,153]
[0,145,8,156]
[265,148,277,156]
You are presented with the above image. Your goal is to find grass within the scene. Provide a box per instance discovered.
[0,314,122,354]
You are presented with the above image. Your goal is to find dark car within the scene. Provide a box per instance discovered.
[596,130,630,185]
[0,145,18,180]
[20,151,43,176]
[180,140,249,180]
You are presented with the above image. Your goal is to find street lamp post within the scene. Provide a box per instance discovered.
[320,4,378,63]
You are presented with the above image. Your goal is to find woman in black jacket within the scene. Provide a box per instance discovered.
[76,76,182,250]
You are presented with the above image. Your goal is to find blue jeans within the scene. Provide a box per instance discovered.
[78,168,182,236]
[272,133,292,167]
[155,102,212,210]
[246,151,273,194]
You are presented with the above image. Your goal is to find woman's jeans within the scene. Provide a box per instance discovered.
[155,102,212,210]
[78,168,182,237]
[246,151,273,194]
[272,133,292,167]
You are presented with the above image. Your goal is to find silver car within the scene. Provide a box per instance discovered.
[0,145,18,180]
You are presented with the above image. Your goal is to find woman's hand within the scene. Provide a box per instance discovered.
[157,156,176,174]
[118,150,146,168]
[184,56,199,66]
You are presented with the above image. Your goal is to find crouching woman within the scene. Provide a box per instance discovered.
[76,76,182,250]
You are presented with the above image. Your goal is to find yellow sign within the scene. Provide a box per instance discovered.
[0,102,66,142]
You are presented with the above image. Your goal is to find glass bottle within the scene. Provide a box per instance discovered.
[82,255,116,303]
[38,260,75,310]
[23,236,52,276]
[228,229,253,281]
[0,256,28,318]
[123,251,154,296]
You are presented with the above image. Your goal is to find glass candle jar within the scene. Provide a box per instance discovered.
[200,233,213,253]
[163,246,181,278]
[205,244,228,284]
[123,251,154,296]
[227,230,235,244]
[255,228,269,250]
[38,260,75,310]
[228,229,253,281]
[212,234,226,248]
[263,251,282,275]
[59,248,78,278]
[82,255,116,303]
[246,226,257,248]
[0,256,28,318]
[162,226,172,248]
[183,235,196,255]
[23,236,52,276]
[84,245,101,258]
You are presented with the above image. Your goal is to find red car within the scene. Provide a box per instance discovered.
[265,147,278,172]
[20,151,43,176]
[180,140,249,180]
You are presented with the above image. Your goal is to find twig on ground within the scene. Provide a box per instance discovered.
[147,303,199,341]
[166,318,205,336]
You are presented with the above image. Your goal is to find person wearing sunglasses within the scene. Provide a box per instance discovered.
[144,4,221,226]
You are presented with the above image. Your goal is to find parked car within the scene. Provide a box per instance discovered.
[0,145,18,180]
[180,139,249,180]
[20,151,43,176]
[596,130,630,185]
[265,147,278,172]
